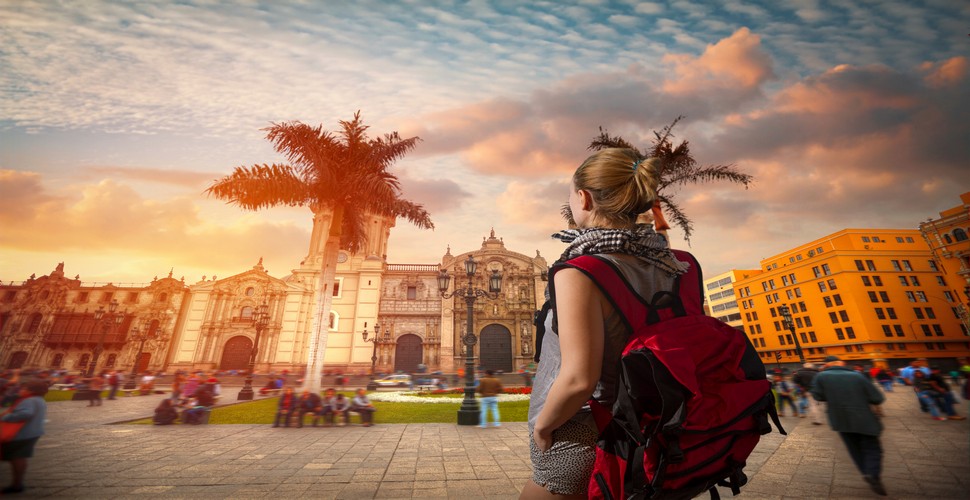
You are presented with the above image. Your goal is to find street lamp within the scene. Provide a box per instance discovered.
[123,323,163,390]
[237,302,270,401]
[87,299,123,377]
[777,304,805,363]
[438,254,502,425]
[362,323,387,391]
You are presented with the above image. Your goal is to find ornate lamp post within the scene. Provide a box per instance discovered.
[362,323,386,391]
[778,304,805,363]
[438,254,502,425]
[237,302,270,401]
[123,323,164,390]
[87,299,122,377]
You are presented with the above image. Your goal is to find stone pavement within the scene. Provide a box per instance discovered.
[3,385,967,499]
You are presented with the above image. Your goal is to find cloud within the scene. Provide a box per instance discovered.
[397,176,472,214]
[662,27,775,93]
[83,166,215,188]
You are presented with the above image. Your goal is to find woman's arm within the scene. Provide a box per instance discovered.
[1,399,35,423]
[533,268,606,451]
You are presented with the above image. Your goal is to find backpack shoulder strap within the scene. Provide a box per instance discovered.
[551,254,648,330]
[669,249,703,315]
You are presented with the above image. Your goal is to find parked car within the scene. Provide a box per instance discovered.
[374,374,412,388]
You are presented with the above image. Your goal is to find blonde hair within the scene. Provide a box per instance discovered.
[573,148,660,226]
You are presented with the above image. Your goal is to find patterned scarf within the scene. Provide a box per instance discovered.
[551,224,690,277]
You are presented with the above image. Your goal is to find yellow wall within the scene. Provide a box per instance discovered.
[733,228,970,369]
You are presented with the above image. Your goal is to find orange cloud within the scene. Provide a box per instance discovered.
[662,27,774,94]
[921,56,967,88]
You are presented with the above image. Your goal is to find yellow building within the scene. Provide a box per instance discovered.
[703,270,752,330]
[919,191,970,333]
[733,229,970,370]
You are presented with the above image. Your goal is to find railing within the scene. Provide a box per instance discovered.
[386,264,441,272]
[44,333,129,344]
[379,300,441,314]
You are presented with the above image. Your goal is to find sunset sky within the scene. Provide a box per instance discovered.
[1,0,968,286]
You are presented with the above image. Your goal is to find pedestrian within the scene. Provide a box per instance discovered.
[792,362,823,424]
[139,371,155,395]
[811,355,887,496]
[0,379,48,494]
[273,387,296,427]
[900,360,931,412]
[773,374,799,417]
[350,388,376,427]
[87,372,105,407]
[171,371,185,402]
[522,148,686,498]
[477,369,503,428]
[106,370,120,400]
[182,372,201,403]
[874,367,894,392]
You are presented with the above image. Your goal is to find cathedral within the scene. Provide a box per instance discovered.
[0,214,549,376]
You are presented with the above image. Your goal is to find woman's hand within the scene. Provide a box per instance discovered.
[534,426,554,452]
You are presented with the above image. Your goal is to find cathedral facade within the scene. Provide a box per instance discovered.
[0,217,549,376]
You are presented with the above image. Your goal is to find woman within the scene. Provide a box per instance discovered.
[273,387,296,427]
[1,379,49,494]
[153,398,179,425]
[521,148,686,498]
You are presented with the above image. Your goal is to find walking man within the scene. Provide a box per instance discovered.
[793,362,823,424]
[477,369,503,428]
[106,370,120,400]
[811,355,887,496]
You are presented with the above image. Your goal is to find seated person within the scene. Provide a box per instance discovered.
[350,389,376,427]
[259,377,283,396]
[181,386,215,424]
[139,371,155,395]
[297,389,323,428]
[325,392,350,426]
[153,399,179,425]
[273,387,296,428]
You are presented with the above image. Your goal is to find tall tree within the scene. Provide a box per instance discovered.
[589,116,753,242]
[206,112,433,393]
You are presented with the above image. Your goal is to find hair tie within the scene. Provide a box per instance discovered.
[631,158,643,171]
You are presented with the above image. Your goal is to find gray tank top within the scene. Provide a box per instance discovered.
[528,253,680,431]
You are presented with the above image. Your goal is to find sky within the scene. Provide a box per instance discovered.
[1,0,968,286]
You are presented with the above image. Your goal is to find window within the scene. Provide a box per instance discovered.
[896,237,904,243]
[902,260,912,271]
[821,264,831,275]
[868,291,878,303]
[745,313,751,322]
[789,257,795,263]
[762,282,769,292]
[906,237,914,243]
[862,276,872,286]
[891,260,901,271]
[862,236,871,242]
[839,310,849,322]
[817,247,824,254]
[756,324,762,334]
[788,273,797,284]
[921,324,932,336]
[158,292,168,303]
[866,260,876,271]
[773,292,779,301]
[767,295,773,304]
[824,296,833,307]
[872,236,882,242]
[778,335,786,345]
[804,317,813,327]
[932,324,943,336]
[835,328,845,340]
[407,286,417,300]
[936,276,946,287]
[846,326,856,339]
[873,276,883,286]
[809,332,817,342]
[800,332,808,343]
[812,266,821,278]
[748,326,756,336]
[926,308,936,319]
[328,312,337,330]
[26,313,42,334]
[799,302,807,313]
[880,291,890,302]
[333,278,344,297]
[768,279,776,290]
[786,290,793,300]
[944,291,954,301]
[781,275,789,286]
[944,234,953,244]
[926,343,936,350]
[905,291,916,302]
[928,260,938,272]
[829,312,839,323]
[916,291,927,302]
[833,294,843,306]
[887,308,897,319]
[818,282,827,293]
[881,325,892,336]
[855,260,865,271]
[914,308,925,319]
[899,276,909,286]
[893,325,904,337]
[240,306,253,319]
[786,334,793,344]
[875,308,886,320]
[106,354,117,368]
[910,276,920,286]
[954,228,968,241]
[774,321,781,331]
[795,317,804,328]
[794,288,802,298]
[78,292,89,303]
[827,279,837,290]
[752,312,758,321]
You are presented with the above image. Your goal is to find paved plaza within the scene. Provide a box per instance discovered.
[3,385,967,499]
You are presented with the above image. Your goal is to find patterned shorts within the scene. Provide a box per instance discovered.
[529,415,599,495]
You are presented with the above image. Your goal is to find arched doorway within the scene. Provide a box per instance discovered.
[7,351,28,369]
[480,324,512,372]
[220,336,253,371]
[394,334,423,373]
[136,353,151,373]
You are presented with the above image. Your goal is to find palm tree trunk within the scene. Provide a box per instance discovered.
[302,206,344,394]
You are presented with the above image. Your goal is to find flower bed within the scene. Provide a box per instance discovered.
[368,391,531,404]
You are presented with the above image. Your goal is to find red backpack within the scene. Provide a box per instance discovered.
[542,250,785,500]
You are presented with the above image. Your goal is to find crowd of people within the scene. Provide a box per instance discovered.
[271,387,376,427]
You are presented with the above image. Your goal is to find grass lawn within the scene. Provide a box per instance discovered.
[45,390,96,402]
[124,392,530,425]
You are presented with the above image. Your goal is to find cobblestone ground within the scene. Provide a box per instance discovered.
[2,385,967,498]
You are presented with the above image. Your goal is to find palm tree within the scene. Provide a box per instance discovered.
[206,112,433,393]
[589,116,753,243]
